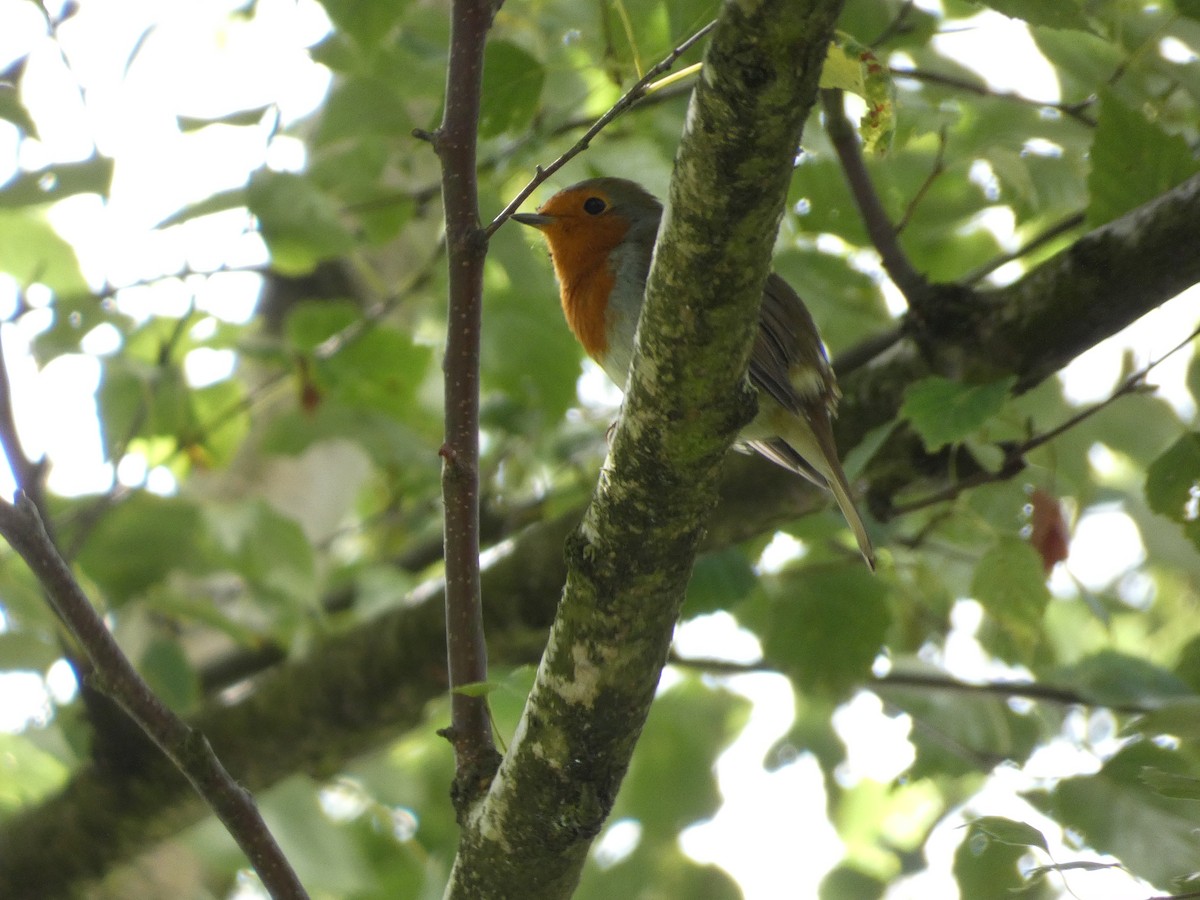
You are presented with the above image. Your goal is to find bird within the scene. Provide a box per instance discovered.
[513,177,875,570]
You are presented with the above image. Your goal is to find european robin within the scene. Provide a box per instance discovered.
[513,177,875,570]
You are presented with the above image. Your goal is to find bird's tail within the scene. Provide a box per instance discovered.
[746,435,876,571]
[823,463,876,572]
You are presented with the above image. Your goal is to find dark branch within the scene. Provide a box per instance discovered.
[821,88,929,302]
[432,0,502,802]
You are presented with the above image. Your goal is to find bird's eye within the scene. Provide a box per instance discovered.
[583,196,607,215]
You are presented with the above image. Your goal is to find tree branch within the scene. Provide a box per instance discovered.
[444,2,846,897]
[0,495,307,899]
[821,88,929,302]
[430,0,504,802]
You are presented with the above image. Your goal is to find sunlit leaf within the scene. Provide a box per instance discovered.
[966,816,1048,851]
[978,0,1091,30]
[0,84,37,139]
[971,538,1050,662]
[1145,432,1200,523]
[1029,742,1200,889]
[0,157,113,208]
[0,210,88,295]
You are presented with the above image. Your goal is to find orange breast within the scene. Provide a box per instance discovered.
[559,265,613,361]
[543,215,632,363]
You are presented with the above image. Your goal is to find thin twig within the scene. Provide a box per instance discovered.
[0,495,308,898]
[963,210,1086,285]
[889,324,1200,517]
[670,654,1153,714]
[821,88,929,303]
[890,66,1098,127]
[484,20,716,237]
[893,125,947,235]
[869,0,916,48]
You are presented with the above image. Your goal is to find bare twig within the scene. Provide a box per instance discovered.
[0,495,308,898]
[890,66,1098,127]
[821,88,929,303]
[671,654,1153,713]
[869,0,916,48]
[963,210,1086,285]
[0,320,46,511]
[894,125,947,235]
[484,20,716,237]
[425,0,503,802]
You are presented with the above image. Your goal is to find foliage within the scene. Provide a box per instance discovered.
[1,0,1199,897]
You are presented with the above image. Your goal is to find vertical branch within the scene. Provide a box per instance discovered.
[423,0,502,801]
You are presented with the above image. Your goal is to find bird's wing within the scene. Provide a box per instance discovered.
[747,273,839,417]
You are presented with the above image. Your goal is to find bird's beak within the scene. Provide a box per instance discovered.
[512,212,553,229]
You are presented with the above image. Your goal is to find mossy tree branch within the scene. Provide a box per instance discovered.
[441,1,846,897]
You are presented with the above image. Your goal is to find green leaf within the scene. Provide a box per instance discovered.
[139,638,199,713]
[954,818,1052,899]
[314,77,413,144]
[189,378,251,467]
[819,864,887,900]
[0,84,37,138]
[1055,650,1192,708]
[155,187,248,229]
[247,171,355,275]
[0,733,70,814]
[479,41,545,138]
[876,662,1044,778]
[1146,432,1200,522]
[821,34,896,153]
[31,293,131,363]
[177,106,272,131]
[1087,90,1200,227]
[208,501,318,611]
[611,678,748,835]
[979,0,1091,30]
[967,816,1049,851]
[1029,742,1200,889]
[1179,0,1200,22]
[0,209,88,295]
[684,548,757,616]
[1030,26,1122,102]
[1127,698,1200,741]
[321,328,432,421]
[0,157,114,209]
[901,376,1016,451]
[1140,766,1200,800]
[285,300,358,352]
[318,0,410,46]
[757,567,890,698]
[0,631,60,672]
[77,494,206,604]
[971,538,1050,662]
